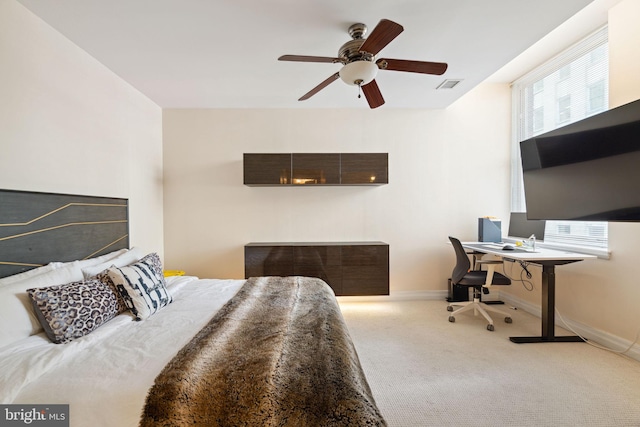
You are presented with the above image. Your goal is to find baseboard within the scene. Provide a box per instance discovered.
[499,293,640,362]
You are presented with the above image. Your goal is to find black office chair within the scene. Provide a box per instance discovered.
[447,236,513,331]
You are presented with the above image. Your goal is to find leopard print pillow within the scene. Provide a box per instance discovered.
[95,270,128,314]
[28,279,122,344]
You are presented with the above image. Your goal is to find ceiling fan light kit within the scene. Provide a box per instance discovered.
[339,61,378,86]
[278,19,448,109]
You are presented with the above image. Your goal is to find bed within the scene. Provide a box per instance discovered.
[0,190,386,426]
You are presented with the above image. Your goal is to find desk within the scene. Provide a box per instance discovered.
[461,242,596,344]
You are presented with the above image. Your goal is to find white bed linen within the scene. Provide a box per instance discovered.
[0,276,245,427]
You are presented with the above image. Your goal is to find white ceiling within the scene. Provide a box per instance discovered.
[16,0,603,109]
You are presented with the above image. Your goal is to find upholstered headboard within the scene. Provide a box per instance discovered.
[0,189,129,278]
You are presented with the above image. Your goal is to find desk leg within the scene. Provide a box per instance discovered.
[541,264,554,339]
[510,264,585,344]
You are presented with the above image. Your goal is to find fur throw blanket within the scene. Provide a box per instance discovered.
[140,276,386,426]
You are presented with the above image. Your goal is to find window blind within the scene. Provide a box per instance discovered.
[511,26,609,253]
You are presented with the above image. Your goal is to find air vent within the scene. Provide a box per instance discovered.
[436,79,462,89]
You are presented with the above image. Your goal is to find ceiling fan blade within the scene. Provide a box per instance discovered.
[298,72,340,101]
[358,19,404,56]
[377,58,448,75]
[362,80,385,109]
[279,55,341,64]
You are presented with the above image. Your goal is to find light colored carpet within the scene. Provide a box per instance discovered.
[339,299,640,427]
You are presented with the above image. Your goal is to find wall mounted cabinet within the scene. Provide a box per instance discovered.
[340,153,388,185]
[292,153,341,185]
[244,242,389,296]
[243,153,388,186]
[242,153,291,185]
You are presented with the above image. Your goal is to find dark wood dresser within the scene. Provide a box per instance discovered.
[244,242,389,296]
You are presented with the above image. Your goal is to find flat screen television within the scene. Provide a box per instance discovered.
[520,98,640,221]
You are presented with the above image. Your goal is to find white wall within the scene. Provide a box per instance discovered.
[609,0,640,108]
[500,0,640,350]
[163,82,512,292]
[0,1,164,257]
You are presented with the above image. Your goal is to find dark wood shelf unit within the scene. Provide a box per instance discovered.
[243,153,388,186]
[244,241,389,296]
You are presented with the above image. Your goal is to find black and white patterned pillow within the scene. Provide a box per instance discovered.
[106,253,172,320]
[28,279,121,344]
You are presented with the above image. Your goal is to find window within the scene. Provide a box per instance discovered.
[557,95,572,123]
[532,106,544,133]
[533,80,544,93]
[511,27,609,256]
[590,44,606,65]
[558,64,571,80]
[588,80,606,113]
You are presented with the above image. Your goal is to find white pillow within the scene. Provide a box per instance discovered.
[81,247,144,279]
[66,247,129,270]
[0,262,64,287]
[0,262,85,350]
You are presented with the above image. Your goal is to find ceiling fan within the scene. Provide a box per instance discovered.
[278,19,448,109]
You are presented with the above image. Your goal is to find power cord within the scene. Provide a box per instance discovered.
[518,260,532,279]
[554,307,640,361]
[502,259,534,291]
